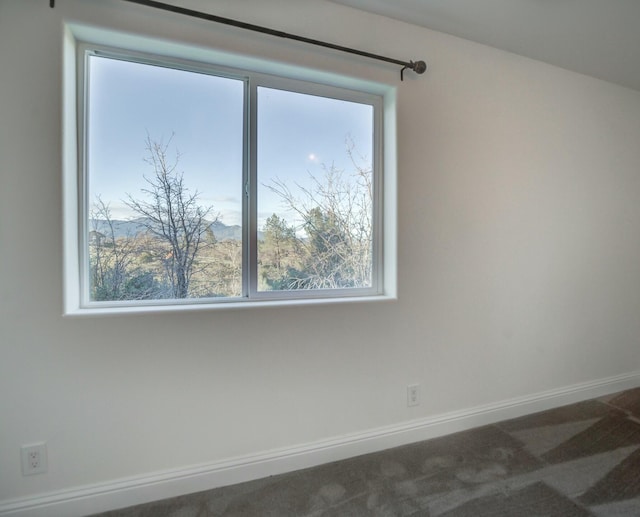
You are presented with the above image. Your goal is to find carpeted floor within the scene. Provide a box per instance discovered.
[92,388,640,516]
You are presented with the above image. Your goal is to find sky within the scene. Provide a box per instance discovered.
[88,54,373,230]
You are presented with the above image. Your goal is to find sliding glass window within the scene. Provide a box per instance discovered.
[80,47,382,309]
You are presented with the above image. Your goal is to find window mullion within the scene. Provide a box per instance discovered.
[246,77,259,298]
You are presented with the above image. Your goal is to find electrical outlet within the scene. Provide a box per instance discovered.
[21,443,47,476]
[407,384,420,407]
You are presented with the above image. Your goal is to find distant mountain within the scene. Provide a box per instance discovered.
[89,218,260,241]
[89,218,148,239]
[208,220,242,241]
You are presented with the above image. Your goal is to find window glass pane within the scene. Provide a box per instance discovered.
[257,87,374,291]
[86,55,244,301]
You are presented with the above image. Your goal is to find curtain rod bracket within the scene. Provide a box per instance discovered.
[401,60,427,81]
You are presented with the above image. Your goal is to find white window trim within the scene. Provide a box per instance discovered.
[63,23,397,316]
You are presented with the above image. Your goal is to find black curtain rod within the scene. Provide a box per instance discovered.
[50,0,427,80]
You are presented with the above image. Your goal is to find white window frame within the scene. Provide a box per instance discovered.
[63,24,397,315]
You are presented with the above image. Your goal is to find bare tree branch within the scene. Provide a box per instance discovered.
[124,135,216,298]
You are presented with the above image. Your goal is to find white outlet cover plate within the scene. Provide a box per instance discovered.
[21,443,48,476]
[407,384,420,407]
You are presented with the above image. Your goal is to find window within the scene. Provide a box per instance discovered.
[75,44,388,311]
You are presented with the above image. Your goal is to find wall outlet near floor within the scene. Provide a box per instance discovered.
[21,443,48,476]
[407,384,420,407]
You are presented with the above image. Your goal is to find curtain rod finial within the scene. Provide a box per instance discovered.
[400,60,427,81]
[413,60,427,74]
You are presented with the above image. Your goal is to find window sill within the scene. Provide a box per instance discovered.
[64,294,397,317]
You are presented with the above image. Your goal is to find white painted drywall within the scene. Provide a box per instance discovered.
[1,0,640,507]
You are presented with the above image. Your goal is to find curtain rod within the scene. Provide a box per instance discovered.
[50,0,427,81]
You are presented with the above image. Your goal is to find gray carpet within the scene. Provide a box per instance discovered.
[92,388,640,516]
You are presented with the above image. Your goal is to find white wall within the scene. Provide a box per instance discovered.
[2,0,640,513]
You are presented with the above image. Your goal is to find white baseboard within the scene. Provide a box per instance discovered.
[2,370,639,517]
